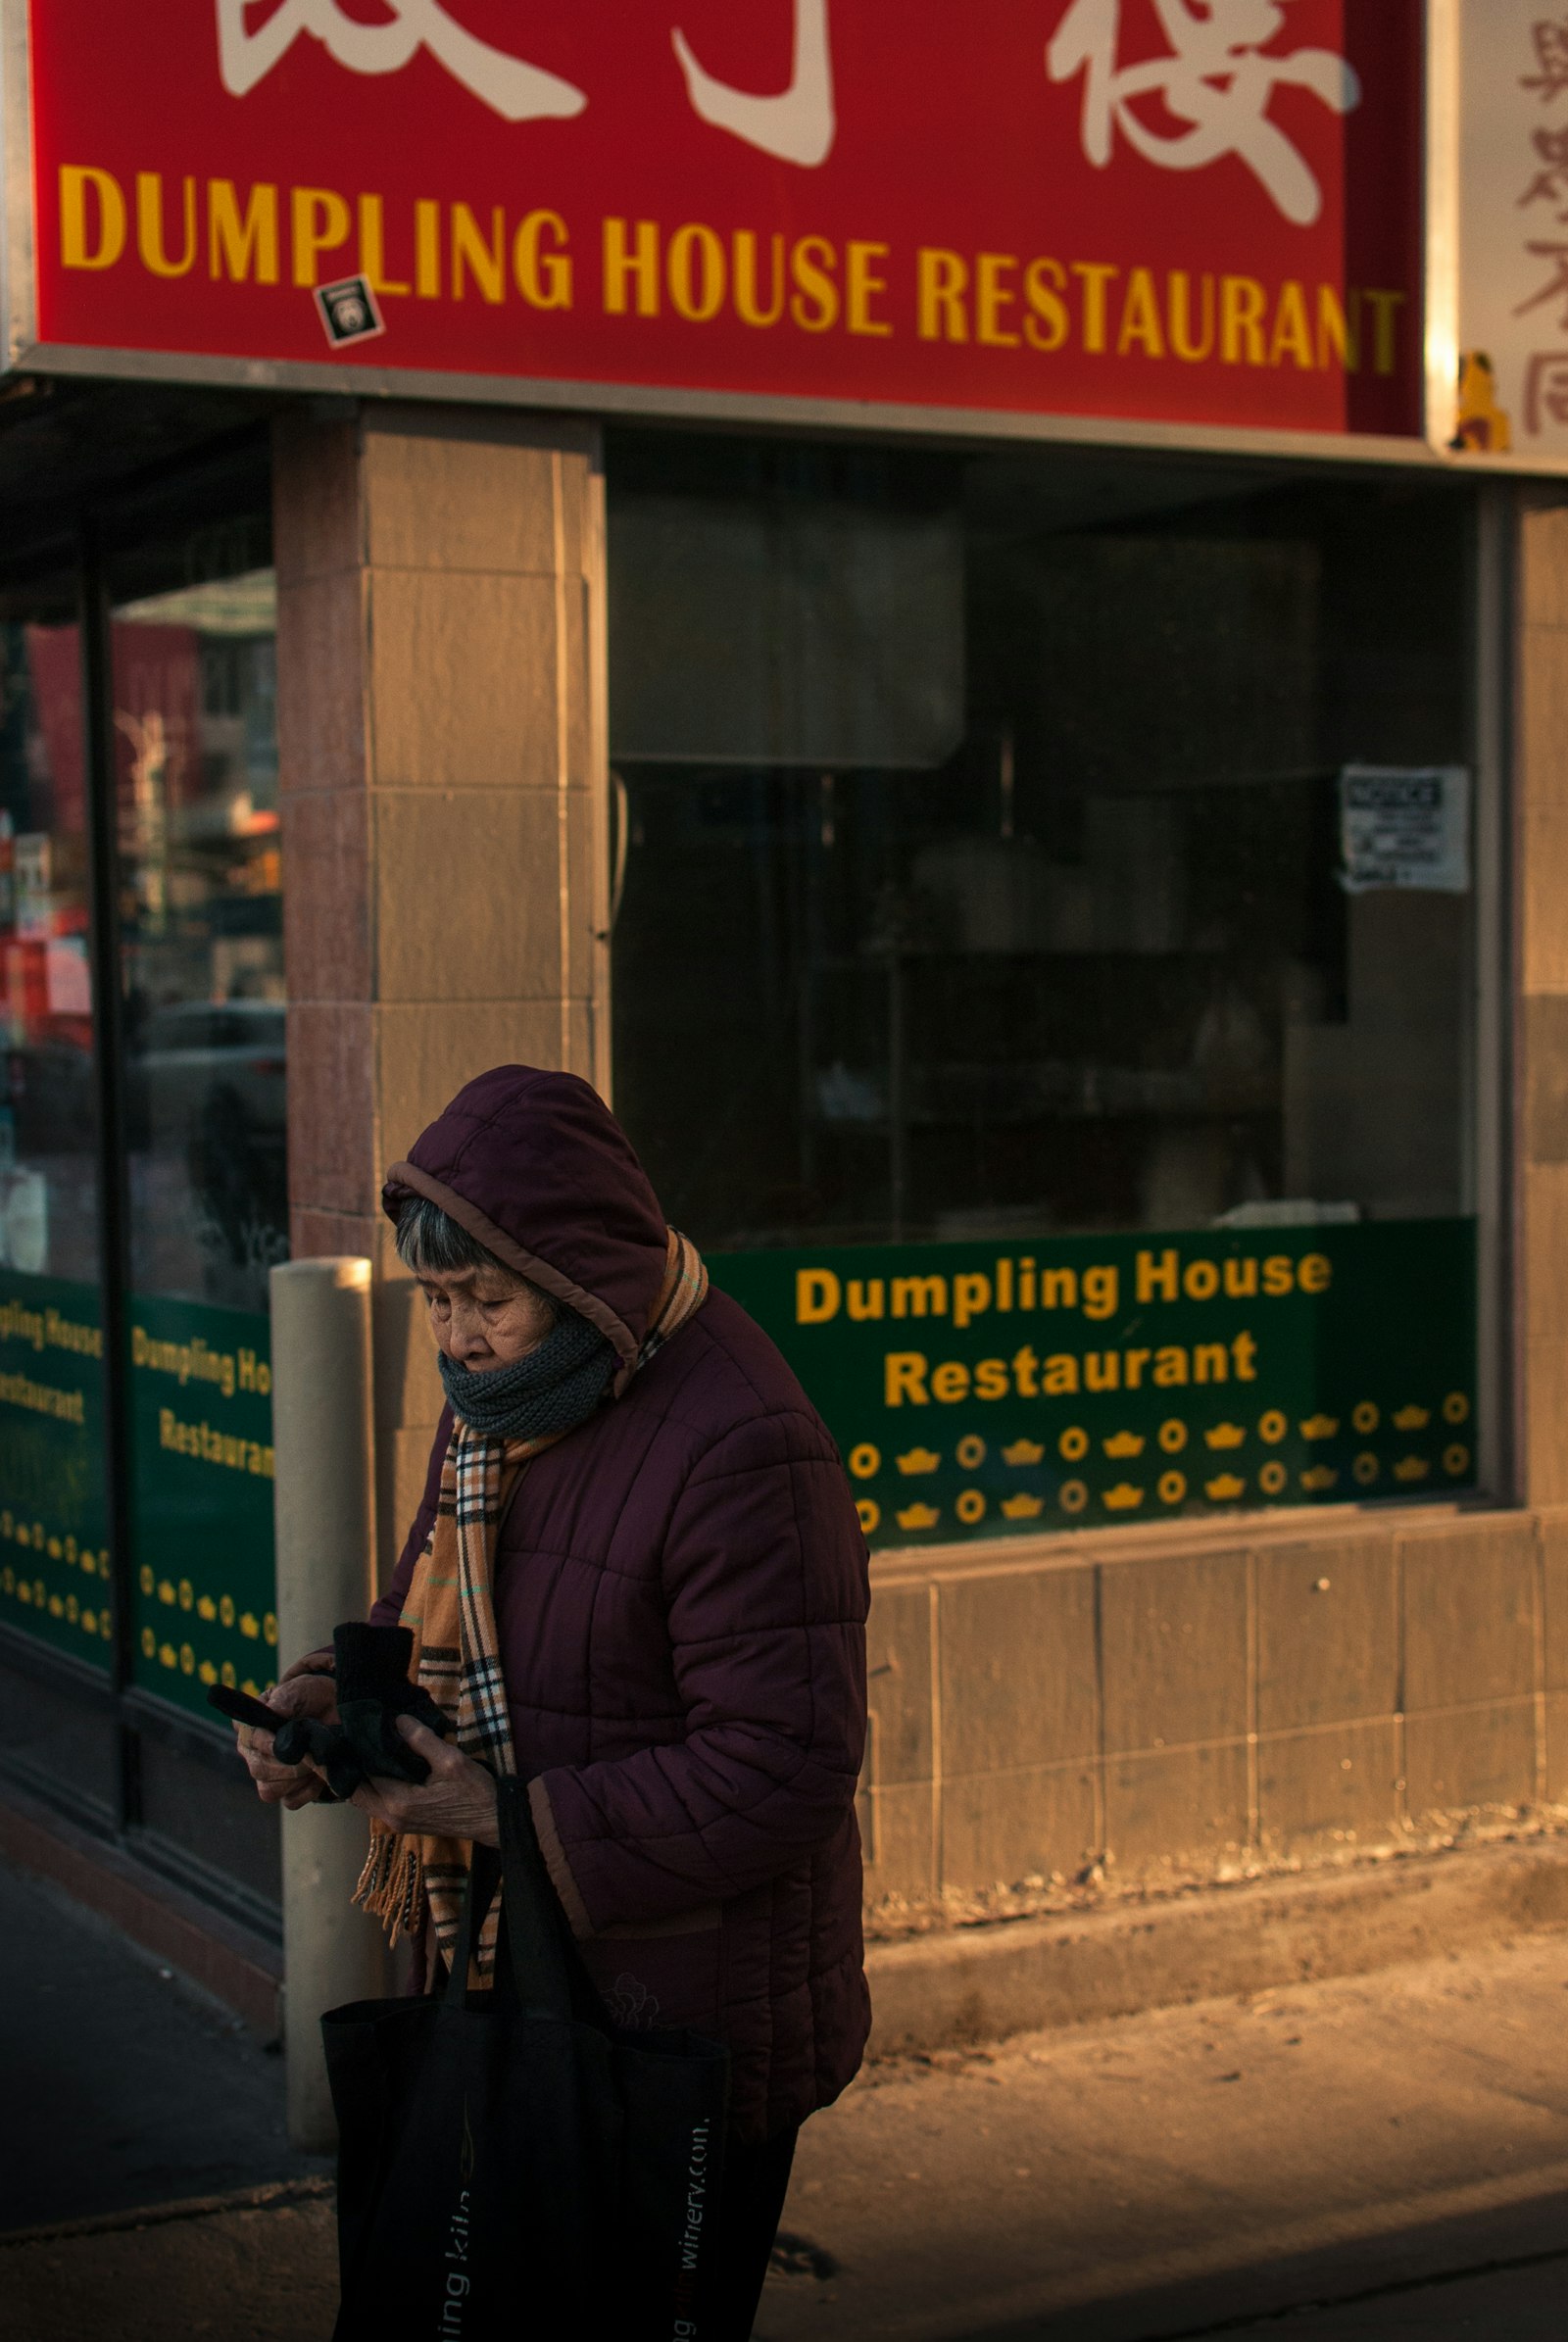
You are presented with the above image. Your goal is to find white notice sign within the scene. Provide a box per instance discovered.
[1339,766,1471,895]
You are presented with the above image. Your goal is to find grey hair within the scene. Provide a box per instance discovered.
[394,1195,557,1321]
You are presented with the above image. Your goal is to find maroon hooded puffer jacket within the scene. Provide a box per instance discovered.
[374,1065,871,2142]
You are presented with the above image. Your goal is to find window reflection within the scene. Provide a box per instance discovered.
[609,439,1473,1251]
[0,606,98,1282]
[112,568,284,1308]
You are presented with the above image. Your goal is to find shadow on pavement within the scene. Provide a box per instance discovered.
[939,2187,1568,2341]
[0,1859,329,2232]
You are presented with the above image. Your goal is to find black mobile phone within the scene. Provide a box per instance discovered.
[206,1683,286,1732]
[209,1682,343,1801]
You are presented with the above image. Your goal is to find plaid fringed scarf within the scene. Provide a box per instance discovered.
[355,1227,708,1982]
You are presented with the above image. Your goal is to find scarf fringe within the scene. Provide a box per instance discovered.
[355,1826,426,1949]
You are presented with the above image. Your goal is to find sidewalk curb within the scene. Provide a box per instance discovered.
[0,1781,280,2036]
[864,1836,1568,2054]
[0,2177,334,2252]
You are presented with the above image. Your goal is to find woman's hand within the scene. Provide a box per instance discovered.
[234,1668,339,1809]
[351,1717,501,1847]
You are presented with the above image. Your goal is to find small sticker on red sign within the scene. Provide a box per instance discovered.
[315,275,385,350]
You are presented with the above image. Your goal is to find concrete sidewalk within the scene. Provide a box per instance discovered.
[760,1928,1568,2339]
[6,1891,1568,2340]
[0,1859,326,2233]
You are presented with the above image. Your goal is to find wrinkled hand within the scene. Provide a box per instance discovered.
[235,1667,339,1809]
[351,1717,500,1848]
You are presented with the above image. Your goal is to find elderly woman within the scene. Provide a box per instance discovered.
[238,1064,870,2337]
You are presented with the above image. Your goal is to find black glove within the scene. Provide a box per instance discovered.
[272,1623,452,1800]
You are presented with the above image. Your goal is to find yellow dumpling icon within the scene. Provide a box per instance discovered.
[896,1447,941,1477]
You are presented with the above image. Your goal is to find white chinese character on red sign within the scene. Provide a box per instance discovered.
[673,0,835,167]
[216,0,586,121]
[218,0,836,166]
[1047,0,1360,227]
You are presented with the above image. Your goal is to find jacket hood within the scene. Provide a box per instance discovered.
[382,1067,670,1372]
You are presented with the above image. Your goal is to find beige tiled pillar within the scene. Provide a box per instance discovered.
[273,402,611,1574]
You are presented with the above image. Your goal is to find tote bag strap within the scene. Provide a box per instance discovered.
[439,1839,502,2007]
[436,1788,601,2023]
[495,1776,597,2023]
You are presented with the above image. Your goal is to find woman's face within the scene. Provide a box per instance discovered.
[416,1263,556,1373]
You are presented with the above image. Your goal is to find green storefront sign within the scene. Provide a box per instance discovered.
[6,1224,1477,1645]
[0,1271,113,1664]
[710,1219,1478,1549]
[127,1295,278,1719]
[1,1273,278,1713]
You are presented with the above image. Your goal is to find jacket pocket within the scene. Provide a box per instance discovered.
[578,1909,722,2034]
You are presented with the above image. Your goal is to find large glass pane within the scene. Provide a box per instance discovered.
[113,562,283,1308]
[0,572,114,1669]
[609,437,1479,1546]
[108,503,284,1719]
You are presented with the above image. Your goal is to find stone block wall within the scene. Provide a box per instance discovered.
[273,403,611,1573]
[858,1509,1562,1912]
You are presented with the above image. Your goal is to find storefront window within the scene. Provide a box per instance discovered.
[0,571,113,1673]
[0,461,284,1907]
[107,496,285,1728]
[113,556,283,1310]
[610,436,1480,1544]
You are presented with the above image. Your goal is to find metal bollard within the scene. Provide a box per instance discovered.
[270,1254,383,2153]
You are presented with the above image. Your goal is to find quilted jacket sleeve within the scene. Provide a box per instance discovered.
[530,1409,870,1933]
[368,1406,452,1630]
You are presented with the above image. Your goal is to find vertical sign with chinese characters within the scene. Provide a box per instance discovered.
[1455,4,1568,458]
[15,1,1424,442]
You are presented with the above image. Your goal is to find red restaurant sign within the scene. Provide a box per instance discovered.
[12,0,1426,441]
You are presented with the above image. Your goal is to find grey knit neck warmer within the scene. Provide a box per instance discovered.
[437,1307,617,1440]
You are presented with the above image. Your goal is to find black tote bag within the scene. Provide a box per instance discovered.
[321,1780,730,2340]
